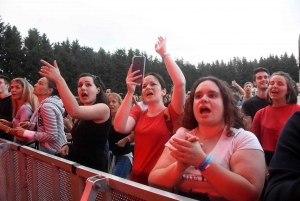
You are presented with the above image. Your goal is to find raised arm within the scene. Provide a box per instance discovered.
[114,65,141,134]
[155,37,186,115]
[40,60,109,121]
[232,80,246,96]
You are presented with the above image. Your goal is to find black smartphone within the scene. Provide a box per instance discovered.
[132,56,145,84]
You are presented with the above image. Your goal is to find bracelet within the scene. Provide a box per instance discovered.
[197,155,212,172]
[61,142,68,149]
[126,136,131,142]
[161,52,170,61]
[5,127,11,133]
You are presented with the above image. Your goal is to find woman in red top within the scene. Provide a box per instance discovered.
[251,71,300,166]
[114,36,186,185]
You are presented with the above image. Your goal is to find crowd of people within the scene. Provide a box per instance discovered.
[0,36,300,200]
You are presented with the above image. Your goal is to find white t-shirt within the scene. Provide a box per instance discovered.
[165,127,263,201]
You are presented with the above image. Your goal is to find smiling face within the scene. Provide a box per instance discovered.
[268,75,289,102]
[11,80,23,100]
[78,76,100,106]
[193,80,224,126]
[141,75,166,104]
[254,71,269,90]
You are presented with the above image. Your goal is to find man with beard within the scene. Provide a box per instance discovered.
[242,67,270,130]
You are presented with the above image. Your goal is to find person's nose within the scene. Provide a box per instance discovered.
[200,95,208,103]
[80,85,87,90]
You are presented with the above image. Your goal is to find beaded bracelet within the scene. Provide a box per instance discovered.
[197,155,212,172]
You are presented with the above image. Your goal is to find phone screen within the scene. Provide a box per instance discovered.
[132,56,145,84]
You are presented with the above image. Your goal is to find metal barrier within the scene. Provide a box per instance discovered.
[0,139,195,201]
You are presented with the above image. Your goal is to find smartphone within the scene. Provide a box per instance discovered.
[132,55,145,84]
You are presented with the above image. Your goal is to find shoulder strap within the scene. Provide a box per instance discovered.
[164,108,174,137]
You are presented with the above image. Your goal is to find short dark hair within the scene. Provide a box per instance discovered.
[182,76,245,136]
[244,82,253,88]
[253,67,269,81]
[267,71,297,105]
[79,73,109,105]
[0,75,11,90]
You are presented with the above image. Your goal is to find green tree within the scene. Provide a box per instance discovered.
[23,28,53,83]
[0,17,7,74]
[2,24,24,77]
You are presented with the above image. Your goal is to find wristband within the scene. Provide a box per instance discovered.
[61,142,68,149]
[197,155,212,172]
[161,52,170,61]
[126,136,131,142]
[5,127,11,133]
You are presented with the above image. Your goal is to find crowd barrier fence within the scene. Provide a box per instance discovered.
[0,139,195,201]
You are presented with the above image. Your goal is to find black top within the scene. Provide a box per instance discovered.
[241,95,268,120]
[264,111,300,201]
[108,125,131,156]
[70,116,111,172]
[0,95,13,141]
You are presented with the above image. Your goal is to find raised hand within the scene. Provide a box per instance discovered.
[39,60,62,81]
[126,64,142,93]
[232,80,237,86]
[155,36,167,56]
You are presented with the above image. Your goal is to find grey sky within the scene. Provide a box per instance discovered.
[1,0,299,65]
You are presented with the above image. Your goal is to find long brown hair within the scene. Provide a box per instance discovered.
[182,76,245,136]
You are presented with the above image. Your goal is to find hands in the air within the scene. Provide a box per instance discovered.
[39,60,61,81]
[155,36,167,56]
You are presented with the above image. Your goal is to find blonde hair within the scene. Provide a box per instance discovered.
[11,78,38,117]
[107,93,122,105]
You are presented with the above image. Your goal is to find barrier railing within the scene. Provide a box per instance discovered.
[0,139,195,201]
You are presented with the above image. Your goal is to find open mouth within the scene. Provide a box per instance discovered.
[200,107,211,114]
[146,92,154,96]
[81,93,88,98]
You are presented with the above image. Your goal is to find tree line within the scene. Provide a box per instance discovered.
[0,17,299,95]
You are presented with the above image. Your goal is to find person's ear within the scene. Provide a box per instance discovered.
[162,88,167,96]
[47,88,53,95]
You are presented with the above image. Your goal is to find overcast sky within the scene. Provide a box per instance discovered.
[1,0,299,65]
